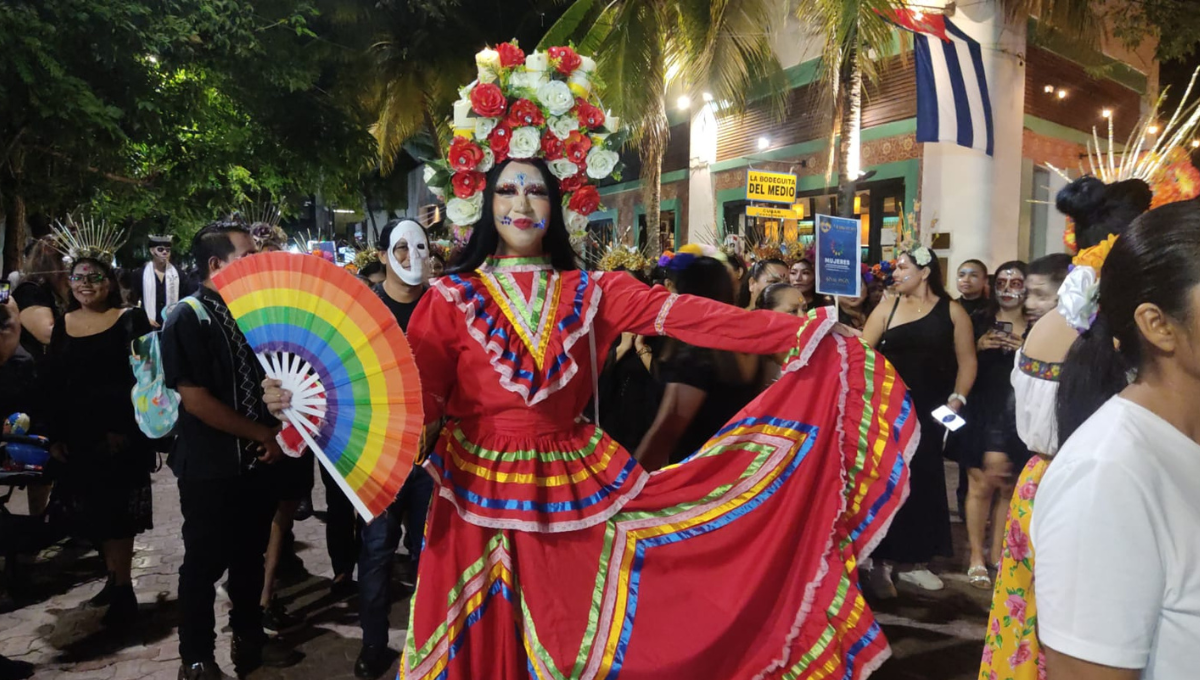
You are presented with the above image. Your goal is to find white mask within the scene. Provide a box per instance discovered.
[388,220,429,286]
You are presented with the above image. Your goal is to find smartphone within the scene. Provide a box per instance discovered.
[932,405,967,432]
[0,283,9,305]
[993,320,1013,335]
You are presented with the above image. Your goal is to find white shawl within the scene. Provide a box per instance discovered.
[143,261,179,324]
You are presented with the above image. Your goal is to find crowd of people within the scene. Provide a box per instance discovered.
[2,40,1199,680]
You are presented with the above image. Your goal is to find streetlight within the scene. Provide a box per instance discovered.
[1101,109,1112,119]
[1192,140,1200,149]
[1148,125,1160,134]
[676,95,691,110]
[757,137,771,150]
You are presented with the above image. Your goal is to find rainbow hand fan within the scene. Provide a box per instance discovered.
[211,251,423,521]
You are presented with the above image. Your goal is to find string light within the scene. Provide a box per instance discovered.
[1043,84,1054,93]
[1148,125,1160,134]
[757,137,771,150]
[1102,109,1113,119]
[676,95,691,110]
[1057,89,1067,99]
[1192,140,1200,149]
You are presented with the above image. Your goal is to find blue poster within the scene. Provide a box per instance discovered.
[814,214,862,298]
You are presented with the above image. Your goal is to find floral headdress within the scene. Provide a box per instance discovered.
[50,215,126,267]
[422,42,626,236]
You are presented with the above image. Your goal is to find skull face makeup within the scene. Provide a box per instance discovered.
[388,220,429,286]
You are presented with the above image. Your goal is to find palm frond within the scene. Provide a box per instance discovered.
[537,0,601,50]
[682,0,787,119]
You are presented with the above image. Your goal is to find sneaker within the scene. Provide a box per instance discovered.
[294,497,314,522]
[867,563,897,600]
[897,567,945,591]
[262,601,304,634]
[329,575,357,600]
[354,644,397,679]
[231,636,304,676]
[177,661,231,680]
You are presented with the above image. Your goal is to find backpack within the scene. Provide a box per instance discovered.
[130,296,210,439]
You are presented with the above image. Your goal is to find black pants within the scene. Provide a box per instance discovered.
[177,472,275,664]
[320,463,361,578]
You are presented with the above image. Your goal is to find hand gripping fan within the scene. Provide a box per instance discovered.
[211,251,423,520]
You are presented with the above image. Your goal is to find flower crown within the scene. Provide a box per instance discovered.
[50,215,126,267]
[422,42,626,233]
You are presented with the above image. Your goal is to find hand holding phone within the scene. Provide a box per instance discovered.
[0,283,9,305]
[932,405,966,431]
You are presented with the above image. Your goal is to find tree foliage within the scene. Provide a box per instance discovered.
[0,0,378,268]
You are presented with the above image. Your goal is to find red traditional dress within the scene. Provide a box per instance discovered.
[401,255,918,680]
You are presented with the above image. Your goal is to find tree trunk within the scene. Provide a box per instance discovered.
[0,171,26,276]
[837,46,863,220]
[639,58,669,254]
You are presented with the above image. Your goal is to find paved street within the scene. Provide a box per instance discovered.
[0,463,990,680]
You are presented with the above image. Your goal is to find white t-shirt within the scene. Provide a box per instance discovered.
[1032,396,1200,679]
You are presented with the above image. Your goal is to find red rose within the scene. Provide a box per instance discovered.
[567,184,601,215]
[541,131,565,160]
[506,99,545,128]
[576,98,606,129]
[559,173,585,193]
[451,170,486,199]
[564,130,592,165]
[448,137,485,172]
[547,46,582,75]
[469,82,507,118]
[489,121,513,161]
[497,42,525,68]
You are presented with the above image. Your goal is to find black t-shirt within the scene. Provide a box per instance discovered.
[12,281,58,362]
[959,296,988,318]
[372,283,423,332]
[657,344,761,465]
[161,288,274,481]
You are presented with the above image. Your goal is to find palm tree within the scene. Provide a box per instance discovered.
[541,0,787,253]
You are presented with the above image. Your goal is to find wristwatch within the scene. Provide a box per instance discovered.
[949,393,968,406]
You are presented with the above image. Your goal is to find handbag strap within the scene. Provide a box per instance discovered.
[589,330,600,425]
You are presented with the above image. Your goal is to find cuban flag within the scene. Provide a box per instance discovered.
[886,10,994,155]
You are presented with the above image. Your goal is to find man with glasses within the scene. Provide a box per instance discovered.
[137,234,183,328]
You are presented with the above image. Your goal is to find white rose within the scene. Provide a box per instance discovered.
[525,51,549,71]
[453,99,473,130]
[446,193,484,226]
[476,147,495,173]
[565,208,590,231]
[509,126,541,159]
[1056,265,1099,332]
[513,70,550,92]
[537,80,575,117]
[474,117,498,141]
[547,159,579,180]
[585,148,619,178]
[475,48,500,82]
[549,114,579,140]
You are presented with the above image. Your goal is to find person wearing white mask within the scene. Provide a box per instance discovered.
[350,218,436,678]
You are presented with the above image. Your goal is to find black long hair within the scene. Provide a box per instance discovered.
[66,257,125,311]
[901,249,948,299]
[1056,176,1152,250]
[447,158,579,273]
[1057,199,1200,442]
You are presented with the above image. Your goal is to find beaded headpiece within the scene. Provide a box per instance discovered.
[50,215,126,267]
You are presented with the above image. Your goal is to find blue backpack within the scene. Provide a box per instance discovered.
[130,297,210,439]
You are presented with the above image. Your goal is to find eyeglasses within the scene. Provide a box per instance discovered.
[152,246,171,254]
[68,273,106,285]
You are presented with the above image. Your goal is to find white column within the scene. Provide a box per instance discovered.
[920,1,1026,271]
[688,103,719,245]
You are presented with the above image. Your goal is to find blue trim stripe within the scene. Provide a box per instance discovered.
[940,35,974,149]
[428,452,640,514]
[946,18,995,155]
[433,578,514,680]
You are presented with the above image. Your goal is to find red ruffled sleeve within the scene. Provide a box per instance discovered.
[407,291,459,425]
[596,271,807,354]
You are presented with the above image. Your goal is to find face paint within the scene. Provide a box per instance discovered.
[535,218,546,230]
[515,173,529,188]
[388,220,429,286]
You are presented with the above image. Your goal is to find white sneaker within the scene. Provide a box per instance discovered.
[897,567,944,591]
[867,563,897,600]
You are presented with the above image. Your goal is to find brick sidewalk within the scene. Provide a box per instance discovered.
[0,463,989,679]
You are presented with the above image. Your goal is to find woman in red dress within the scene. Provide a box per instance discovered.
[271,44,916,680]
[397,156,917,678]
